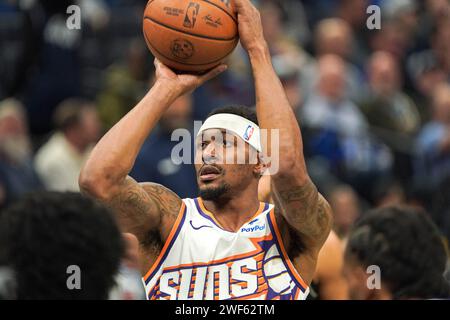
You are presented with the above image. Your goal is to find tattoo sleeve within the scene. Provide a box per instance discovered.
[105,177,182,248]
[273,179,332,252]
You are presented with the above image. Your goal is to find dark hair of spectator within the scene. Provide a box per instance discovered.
[0,192,124,300]
[346,206,450,299]
[53,98,94,132]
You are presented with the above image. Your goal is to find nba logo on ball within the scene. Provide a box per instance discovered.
[244,125,255,141]
[183,2,200,28]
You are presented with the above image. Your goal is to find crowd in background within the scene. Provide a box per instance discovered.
[1,0,450,284]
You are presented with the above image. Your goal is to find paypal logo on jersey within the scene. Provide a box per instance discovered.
[241,223,266,233]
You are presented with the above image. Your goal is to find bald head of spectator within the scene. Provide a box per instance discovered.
[0,99,31,165]
[431,84,450,124]
[317,55,347,102]
[54,98,101,153]
[329,185,361,239]
[368,51,402,97]
[315,18,353,60]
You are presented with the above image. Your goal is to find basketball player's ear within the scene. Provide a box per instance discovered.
[253,153,269,177]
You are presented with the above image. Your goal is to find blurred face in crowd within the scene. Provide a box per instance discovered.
[315,18,353,59]
[329,186,360,238]
[260,2,283,46]
[0,100,31,164]
[370,21,411,60]
[78,106,101,146]
[432,84,450,123]
[281,76,303,111]
[127,39,148,81]
[432,20,450,71]
[317,55,347,102]
[160,94,192,133]
[338,0,369,28]
[368,51,401,97]
[426,0,450,21]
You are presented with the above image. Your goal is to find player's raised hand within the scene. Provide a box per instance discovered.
[154,59,227,96]
[233,0,267,54]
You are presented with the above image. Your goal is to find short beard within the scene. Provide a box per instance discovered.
[199,183,231,201]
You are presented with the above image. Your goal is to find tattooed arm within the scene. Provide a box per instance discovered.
[235,0,333,285]
[79,60,226,274]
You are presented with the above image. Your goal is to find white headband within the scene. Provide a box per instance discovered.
[197,113,262,152]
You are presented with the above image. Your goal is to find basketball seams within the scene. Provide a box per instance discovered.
[200,0,237,24]
[143,16,237,42]
[144,30,236,67]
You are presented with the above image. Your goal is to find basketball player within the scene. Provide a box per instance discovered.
[80,0,332,300]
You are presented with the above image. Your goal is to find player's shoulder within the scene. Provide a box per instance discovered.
[139,182,183,216]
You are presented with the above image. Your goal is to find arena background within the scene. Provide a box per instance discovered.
[0,0,450,300]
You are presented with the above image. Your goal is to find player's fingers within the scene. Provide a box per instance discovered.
[233,0,255,13]
[199,64,227,83]
[233,0,249,9]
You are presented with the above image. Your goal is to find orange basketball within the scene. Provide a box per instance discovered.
[143,0,239,73]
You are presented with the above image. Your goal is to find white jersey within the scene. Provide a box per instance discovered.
[143,198,310,300]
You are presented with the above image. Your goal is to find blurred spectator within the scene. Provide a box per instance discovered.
[415,0,450,50]
[0,98,42,208]
[344,206,450,299]
[255,0,310,45]
[96,38,150,130]
[336,0,372,64]
[360,51,421,135]
[328,184,361,242]
[381,0,419,36]
[0,192,125,299]
[302,55,368,138]
[20,0,83,137]
[301,55,393,198]
[109,233,146,300]
[34,98,101,192]
[373,1,419,60]
[415,84,450,192]
[372,178,407,208]
[359,52,421,186]
[259,0,301,56]
[308,231,350,300]
[272,53,305,113]
[301,18,362,100]
[130,94,198,198]
[407,18,450,99]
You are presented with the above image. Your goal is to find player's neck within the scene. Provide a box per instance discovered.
[201,189,261,233]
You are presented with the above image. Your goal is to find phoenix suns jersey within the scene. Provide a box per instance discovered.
[143,198,310,300]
